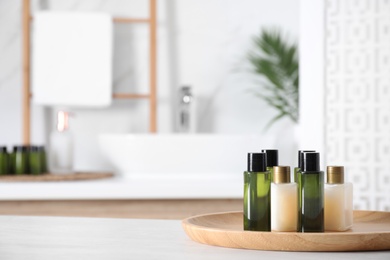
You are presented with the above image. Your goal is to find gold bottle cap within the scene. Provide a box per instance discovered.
[327,166,344,184]
[273,166,291,184]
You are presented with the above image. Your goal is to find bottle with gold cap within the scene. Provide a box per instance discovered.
[271,166,298,232]
[243,153,271,231]
[324,166,353,231]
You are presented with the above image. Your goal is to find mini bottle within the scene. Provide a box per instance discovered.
[12,145,29,175]
[243,153,271,231]
[261,149,278,182]
[271,166,298,232]
[325,166,353,231]
[295,150,315,229]
[0,146,9,175]
[50,111,73,174]
[298,152,324,232]
[294,150,315,183]
[29,145,47,175]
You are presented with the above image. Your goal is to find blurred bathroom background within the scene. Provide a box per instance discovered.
[0,0,389,212]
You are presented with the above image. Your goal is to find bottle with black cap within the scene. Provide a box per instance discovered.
[294,150,315,183]
[298,152,324,232]
[261,149,278,182]
[295,150,315,231]
[243,152,271,231]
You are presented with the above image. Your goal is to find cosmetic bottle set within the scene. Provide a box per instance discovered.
[243,150,353,233]
[0,145,47,175]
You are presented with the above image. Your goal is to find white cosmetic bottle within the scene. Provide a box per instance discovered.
[49,111,73,174]
[324,166,353,231]
[271,166,298,232]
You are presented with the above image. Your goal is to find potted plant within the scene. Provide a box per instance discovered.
[248,28,299,130]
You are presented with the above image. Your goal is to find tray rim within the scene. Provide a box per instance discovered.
[182,210,390,252]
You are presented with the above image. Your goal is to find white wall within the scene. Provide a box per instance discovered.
[324,0,390,211]
[0,0,300,170]
[300,0,390,211]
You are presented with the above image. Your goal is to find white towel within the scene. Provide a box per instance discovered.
[32,12,112,107]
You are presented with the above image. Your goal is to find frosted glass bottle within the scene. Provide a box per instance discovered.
[243,153,271,231]
[325,166,353,231]
[50,111,73,174]
[271,166,298,232]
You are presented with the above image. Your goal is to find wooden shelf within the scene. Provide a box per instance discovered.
[30,93,151,99]
[21,0,158,144]
[113,17,150,23]
[113,93,150,99]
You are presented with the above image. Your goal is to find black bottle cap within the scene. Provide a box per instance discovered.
[302,152,320,172]
[13,145,30,152]
[261,149,278,167]
[298,150,315,168]
[247,153,267,172]
[0,146,7,153]
[29,145,45,152]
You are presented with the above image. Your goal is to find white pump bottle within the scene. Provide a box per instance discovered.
[49,111,73,174]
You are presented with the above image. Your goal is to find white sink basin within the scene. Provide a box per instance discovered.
[99,134,275,178]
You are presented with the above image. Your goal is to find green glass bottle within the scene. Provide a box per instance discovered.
[0,146,9,175]
[12,146,29,175]
[295,150,315,231]
[261,149,278,182]
[29,146,46,175]
[243,153,271,231]
[41,146,48,174]
[298,152,324,232]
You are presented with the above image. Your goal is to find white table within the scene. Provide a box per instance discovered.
[0,216,388,259]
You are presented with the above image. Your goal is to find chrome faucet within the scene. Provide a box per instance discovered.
[177,86,194,133]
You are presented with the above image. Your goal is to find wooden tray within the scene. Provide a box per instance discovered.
[0,172,114,182]
[182,210,390,252]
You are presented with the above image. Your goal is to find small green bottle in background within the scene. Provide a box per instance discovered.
[243,153,271,231]
[9,148,16,174]
[12,145,29,175]
[294,150,315,183]
[0,146,10,175]
[298,152,324,232]
[40,146,48,174]
[29,145,46,175]
[261,149,278,182]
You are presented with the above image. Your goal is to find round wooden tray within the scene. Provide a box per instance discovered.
[182,210,390,252]
[0,172,114,182]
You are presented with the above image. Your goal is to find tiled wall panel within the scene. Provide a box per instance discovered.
[325,0,390,210]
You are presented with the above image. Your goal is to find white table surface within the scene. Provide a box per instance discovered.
[0,215,388,260]
[0,175,242,200]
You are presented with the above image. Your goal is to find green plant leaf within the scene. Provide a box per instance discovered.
[247,27,299,129]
